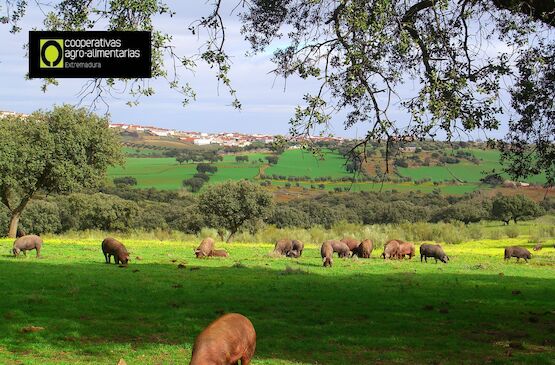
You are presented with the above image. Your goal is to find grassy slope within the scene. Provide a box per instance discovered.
[398,149,547,184]
[265,149,351,178]
[0,237,553,364]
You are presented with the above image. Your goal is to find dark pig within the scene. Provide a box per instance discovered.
[420,244,449,263]
[533,243,542,251]
[102,237,130,265]
[12,235,42,257]
[504,246,532,262]
[189,313,256,365]
[321,241,334,267]
[195,237,215,258]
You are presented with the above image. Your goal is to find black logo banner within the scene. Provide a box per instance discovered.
[29,31,152,78]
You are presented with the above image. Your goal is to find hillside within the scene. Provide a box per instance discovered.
[108,137,552,199]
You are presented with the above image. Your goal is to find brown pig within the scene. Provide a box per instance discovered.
[189,313,256,365]
[101,237,130,265]
[286,240,304,258]
[13,235,42,258]
[195,238,215,258]
[321,241,334,267]
[273,239,293,256]
[329,240,350,258]
[397,241,415,259]
[353,239,373,258]
[381,240,400,259]
[340,237,360,253]
[209,249,229,257]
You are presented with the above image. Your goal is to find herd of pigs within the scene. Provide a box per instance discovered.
[7,234,545,365]
[273,237,536,266]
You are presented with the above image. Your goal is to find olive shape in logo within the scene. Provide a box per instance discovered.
[40,40,63,67]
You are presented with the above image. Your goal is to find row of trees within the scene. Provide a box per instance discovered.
[3,182,548,240]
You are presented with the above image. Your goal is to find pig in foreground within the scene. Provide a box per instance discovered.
[286,240,304,258]
[381,240,400,259]
[102,237,130,265]
[273,239,293,256]
[190,313,256,365]
[420,244,449,263]
[321,241,334,267]
[504,246,532,262]
[13,235,42,258]
[353,239,373,258]
[195,238,215,258]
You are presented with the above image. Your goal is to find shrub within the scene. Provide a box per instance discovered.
[20,199,62,234]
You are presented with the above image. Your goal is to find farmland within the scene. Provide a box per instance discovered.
[0,233,553,364]
[107,145,550,198]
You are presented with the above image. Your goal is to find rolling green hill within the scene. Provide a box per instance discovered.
[107,145,547,195]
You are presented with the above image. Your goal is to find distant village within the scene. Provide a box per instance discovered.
[108,122,345,147]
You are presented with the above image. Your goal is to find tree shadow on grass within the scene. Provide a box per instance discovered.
[0,260,554,364]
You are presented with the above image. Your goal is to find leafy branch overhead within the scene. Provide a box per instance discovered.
[1,0,554,184]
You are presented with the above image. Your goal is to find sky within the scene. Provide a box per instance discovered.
[0,1,506,139]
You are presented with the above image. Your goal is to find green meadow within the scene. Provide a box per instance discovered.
[0,235,553,364]
[108,157,265,190]
[108,147,546,193]
[397,149,547,184]
[265,149,351,178]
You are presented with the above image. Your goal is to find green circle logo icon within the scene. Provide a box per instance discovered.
[39,39,64,68]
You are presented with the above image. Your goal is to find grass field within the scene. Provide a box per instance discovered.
[265,149,351,178]
[0,235,554,364]
[108,157,266,190]
[398,149,547,184]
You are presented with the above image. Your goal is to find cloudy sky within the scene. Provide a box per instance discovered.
[0,2,504,139]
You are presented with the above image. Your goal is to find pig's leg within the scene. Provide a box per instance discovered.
[23,250,27,256]
[36,247,40,258]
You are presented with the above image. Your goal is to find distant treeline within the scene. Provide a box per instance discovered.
[1,183,552,237]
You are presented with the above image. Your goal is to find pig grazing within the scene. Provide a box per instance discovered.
[533,243,542,251]
[340,237,360,253]
[381,240,400,259]
[397,241,415,259]
[101,237,130,265]
[190,313,256,365]
[420,244,449,263]
[329,240,350,258]
[273,239,293,256]
[209,249,229,257]
[353,239,373,258]
[12,235,42,258]
[321,241,334,267]
[286,240,304,258]
[504,246,532,262]
[195,238,215,258]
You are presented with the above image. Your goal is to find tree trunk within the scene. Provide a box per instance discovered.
[8,211,21,238]
[226,229,237,243]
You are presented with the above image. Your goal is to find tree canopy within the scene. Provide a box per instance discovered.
[0,105,123,237]
[197,180,273,242]
[2,0,554,183]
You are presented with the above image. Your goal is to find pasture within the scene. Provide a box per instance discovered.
[397,149,548,184]
[0,236,553,364]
